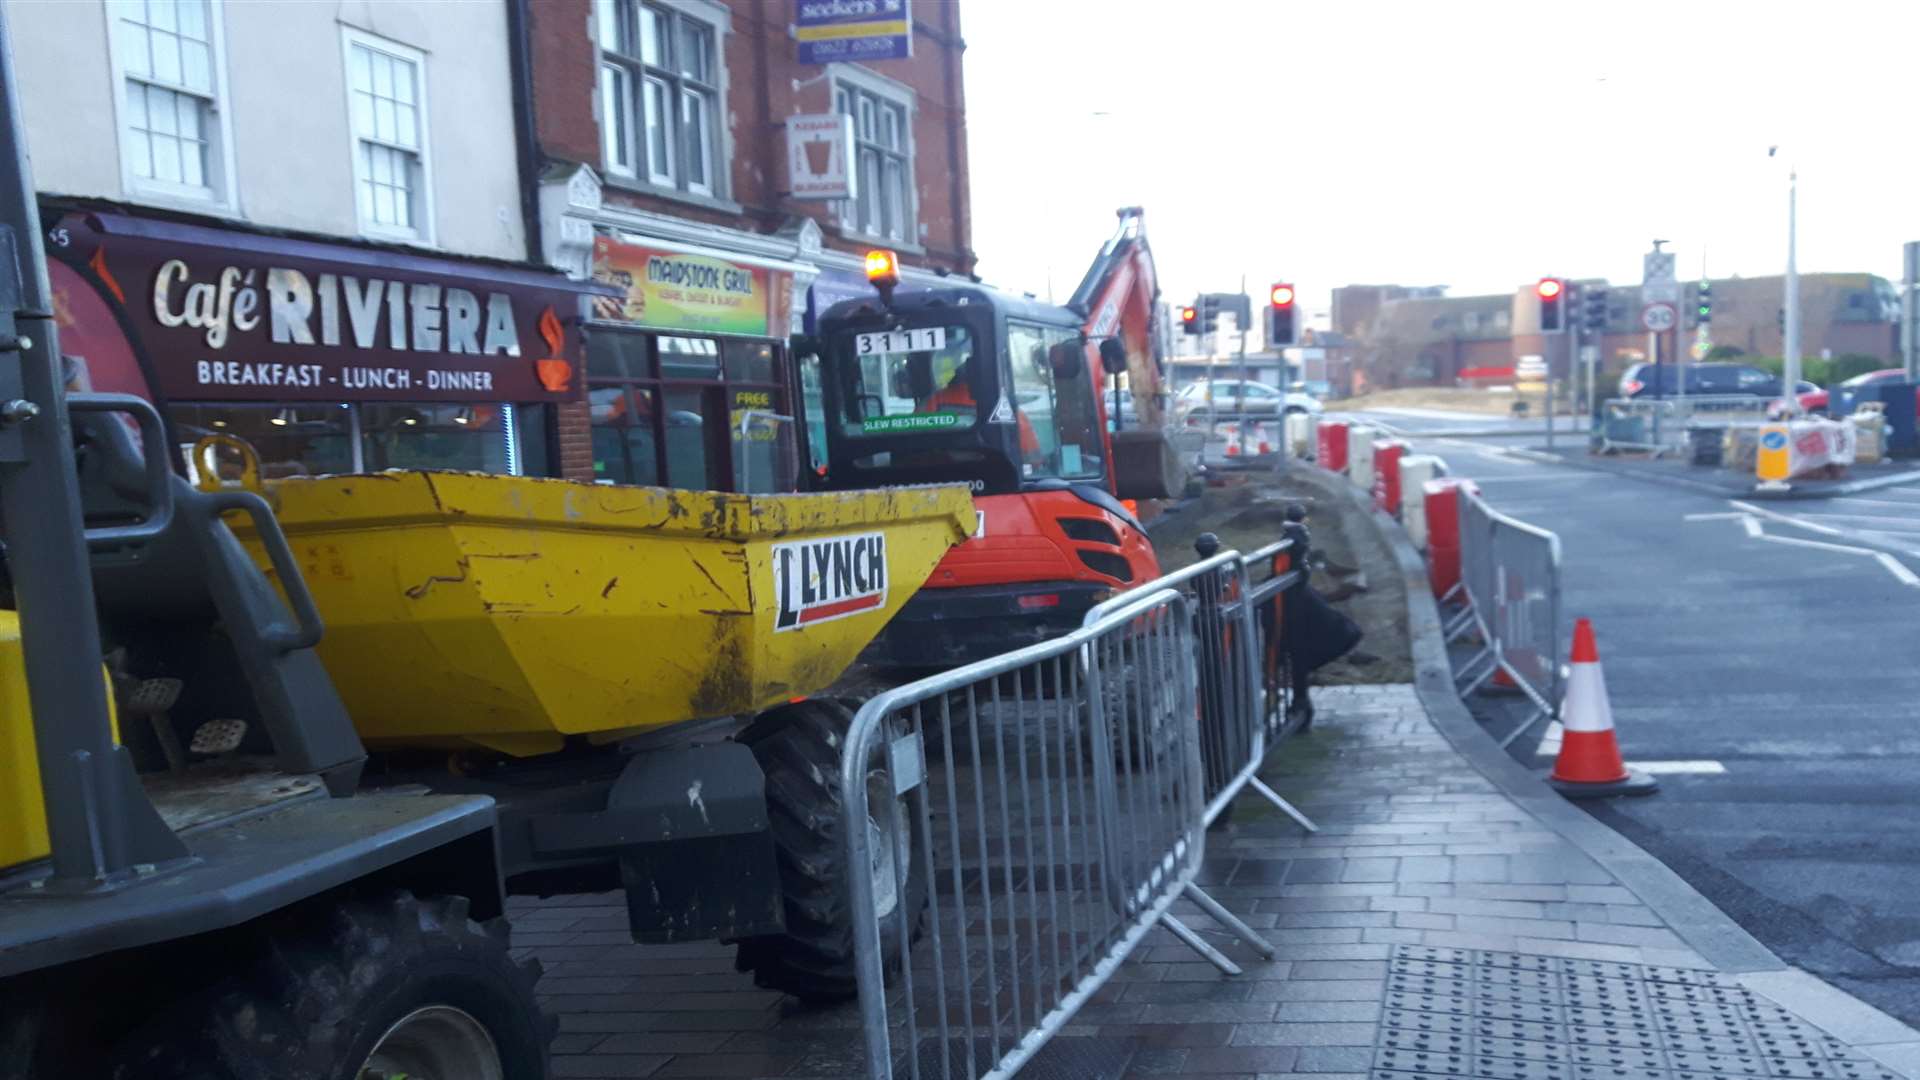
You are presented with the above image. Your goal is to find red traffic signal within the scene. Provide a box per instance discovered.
[1270,283,1296,307]
[1537,277,1565,333]
[1180,304,1199,336]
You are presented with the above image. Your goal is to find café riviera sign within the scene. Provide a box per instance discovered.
[52,211,597,403]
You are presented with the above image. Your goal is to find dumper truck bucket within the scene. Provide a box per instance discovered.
[229,473,974,756]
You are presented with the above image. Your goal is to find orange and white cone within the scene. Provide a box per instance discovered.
[1548,618,1658,799]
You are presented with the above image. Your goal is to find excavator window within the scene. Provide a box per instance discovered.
[834,324,979,436]
[1006,322,1104,483]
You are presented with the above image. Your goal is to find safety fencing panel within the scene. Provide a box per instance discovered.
[1599,395,1773,456]
[1455,487,1564,746]
[844,589,1204,1080]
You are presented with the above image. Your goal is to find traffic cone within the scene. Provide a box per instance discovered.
[1548,618,1658,799]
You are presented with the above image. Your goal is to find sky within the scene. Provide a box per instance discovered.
[960,0,1920,326]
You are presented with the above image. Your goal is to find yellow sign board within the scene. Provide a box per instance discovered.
[1756,424,1791,482]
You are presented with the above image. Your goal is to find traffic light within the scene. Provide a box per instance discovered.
[1197,295,1222,334]
[1268,282,1297,347]
[1537,277,1564,333]
[1180,304,1199,335]
[1695,280,1712,326]
[1582,285,1609,336]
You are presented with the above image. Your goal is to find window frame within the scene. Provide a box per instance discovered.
[340,26,436,245]
[829,64,918,247]
[595,0,729,201]
[586,327,792,492]
[104,0,239,210]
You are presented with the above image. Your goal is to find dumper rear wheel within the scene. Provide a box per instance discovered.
[108,891,551,1080]
[735,699,928,1003]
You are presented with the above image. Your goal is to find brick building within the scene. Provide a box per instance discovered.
[522,0,974,486]
[1341,272,1900,394]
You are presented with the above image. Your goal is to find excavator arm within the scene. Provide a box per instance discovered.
[1069,207,1168,429]
[1069,207,1183,499]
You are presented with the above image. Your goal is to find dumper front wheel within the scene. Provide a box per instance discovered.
[735,699,927,1003]
[108,891,551,1080]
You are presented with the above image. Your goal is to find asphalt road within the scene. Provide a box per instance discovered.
[1349,413,1920,1027]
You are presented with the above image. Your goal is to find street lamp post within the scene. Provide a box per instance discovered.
[1775,148,1801,416]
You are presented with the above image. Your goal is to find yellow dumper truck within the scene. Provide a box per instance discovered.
[3,441,971,1076]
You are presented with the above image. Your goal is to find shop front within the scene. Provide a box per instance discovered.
[583,230,809,493]
[45,207,598,481]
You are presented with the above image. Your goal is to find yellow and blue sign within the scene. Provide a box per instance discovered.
[795,0,912,63]
[1756,425,1790,482]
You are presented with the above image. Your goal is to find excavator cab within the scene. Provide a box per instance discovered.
[807,260,1163,668]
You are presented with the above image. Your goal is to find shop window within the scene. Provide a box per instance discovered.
[589,329,651,378]
[172,403,355,480]
[597,0,725,198]
[833,73,914,243]
[113,0,234,207]
[590,385,661,485]
[343,29,432,242]
[170,401,536,483]
[661,387,710,488]
[587,327,790,493]
[659,335,720,379]
[360,404,510,473]
[724,338,774,383]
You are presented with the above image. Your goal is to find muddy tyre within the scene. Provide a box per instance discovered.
[734,698,928,1003]
[110,891,550,1080]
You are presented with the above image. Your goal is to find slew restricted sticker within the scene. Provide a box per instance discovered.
[772,530,889,631]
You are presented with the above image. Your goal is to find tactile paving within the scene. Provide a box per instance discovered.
[1375,947,1900,1080]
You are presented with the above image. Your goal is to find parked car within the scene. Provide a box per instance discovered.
[1797,368,1913,415]
[1616,362,1813,400]
[1175,379,1322,423]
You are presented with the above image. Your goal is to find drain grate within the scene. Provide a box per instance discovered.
[1373,946,1899,1080]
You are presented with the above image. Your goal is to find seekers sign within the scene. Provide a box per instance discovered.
[794,0,912,64]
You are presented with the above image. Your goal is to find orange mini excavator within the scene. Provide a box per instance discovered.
[806,209,1187,667]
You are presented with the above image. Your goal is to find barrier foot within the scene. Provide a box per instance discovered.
[1247,776,1320,833]
[1497,706,1552,750]
[1454,647,1496,694]
[1183,882,1278,960]
[1160,913,1244,975]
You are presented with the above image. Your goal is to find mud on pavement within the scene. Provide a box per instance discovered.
[1149,465,1412,685]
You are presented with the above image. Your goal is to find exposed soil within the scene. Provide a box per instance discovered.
[1148,468,1412,685]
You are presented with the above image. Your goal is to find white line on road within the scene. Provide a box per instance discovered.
[1756,532,1888,555]
[1729,500,1848,536]
[1466,472,1595,483]
[1743,516,1763,538]
[1627,760,1728,776]
[1684,512,1750,521]
[1783,513,1920,533]
[1877,553,1920,586]
[1829,496,1920,509]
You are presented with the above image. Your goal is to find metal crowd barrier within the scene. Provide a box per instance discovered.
[844,588,1204,1080]
[841,531,1326,1079]
[1599,395,1772,455]
[1451,486,1564,747]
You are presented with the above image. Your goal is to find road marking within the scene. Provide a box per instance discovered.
[1877,553,1920,586]
[1830,496,1920,509]
[1627,760,1728,775]
[1507,447,1565,464]
[1468,471,1594,483]
[1756,532,1881,555]
[1788,513,1920,533]
[1729,499,1848,536]
[1690,508,1920,583]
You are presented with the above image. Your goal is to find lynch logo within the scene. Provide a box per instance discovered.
[773,531,888,632]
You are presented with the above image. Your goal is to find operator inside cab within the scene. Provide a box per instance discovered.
[920,354,1041,459]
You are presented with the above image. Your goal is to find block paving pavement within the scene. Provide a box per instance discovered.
[510,685,1916,1079]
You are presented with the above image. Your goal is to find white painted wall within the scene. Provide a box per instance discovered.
[7,0,526,261]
